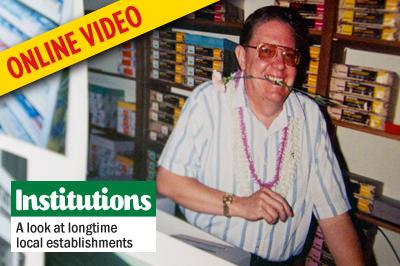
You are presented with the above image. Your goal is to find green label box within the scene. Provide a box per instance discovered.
[11,181,156,217]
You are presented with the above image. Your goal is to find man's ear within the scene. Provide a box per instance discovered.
[235,45,246,70]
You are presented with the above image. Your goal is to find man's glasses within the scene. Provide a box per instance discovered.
[244,43,301,67]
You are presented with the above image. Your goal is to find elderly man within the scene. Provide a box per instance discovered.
[157,6,364,266]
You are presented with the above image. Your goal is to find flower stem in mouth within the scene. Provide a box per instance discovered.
[243,74,293,91]
[257,75,344,107]
[262,75,292,91]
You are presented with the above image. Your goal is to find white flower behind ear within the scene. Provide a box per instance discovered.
[212,70,226,93]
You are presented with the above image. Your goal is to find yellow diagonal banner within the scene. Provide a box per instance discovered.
[0,0,217,96]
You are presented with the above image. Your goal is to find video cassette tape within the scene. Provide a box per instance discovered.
[150,90,186,107]
[337,22,399,41]
[149,120,174,138]
[331,64,396,86]
[338,8,400,27]
[329,91,389,116]
[330,78,392,101]
[339,0,399,11]
[328,106,386,130]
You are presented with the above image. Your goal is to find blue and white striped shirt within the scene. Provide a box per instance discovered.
[158,78,350,260]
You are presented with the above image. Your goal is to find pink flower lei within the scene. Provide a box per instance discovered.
[238,107,289,189]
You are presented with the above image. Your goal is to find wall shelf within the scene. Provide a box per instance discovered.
[333,35,400,56]
[88,68,136,81]
[148,79,194,97]
[355,211,400,234]
[333,120,400,141]
[169,18,242,35]
[90,125,135,141]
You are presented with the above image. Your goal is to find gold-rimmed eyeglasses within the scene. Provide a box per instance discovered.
[243,42,301,67]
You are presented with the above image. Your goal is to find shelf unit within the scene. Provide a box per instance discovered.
[134,19,244,180]
[87,38,143,179]
[316,0,400,140]
[312,2,400,263]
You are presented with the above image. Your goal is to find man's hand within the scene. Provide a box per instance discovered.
[157,167,293,224]
[232,187,294,224]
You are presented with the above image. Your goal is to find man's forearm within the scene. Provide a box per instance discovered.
[156,166,227,215]
[319,212,365,266]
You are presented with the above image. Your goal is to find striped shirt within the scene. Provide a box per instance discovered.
[158,78,350,261]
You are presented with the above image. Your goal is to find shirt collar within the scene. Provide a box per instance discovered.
[228,75,306,129]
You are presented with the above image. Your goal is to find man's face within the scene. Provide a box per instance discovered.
[236,20,298,109]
